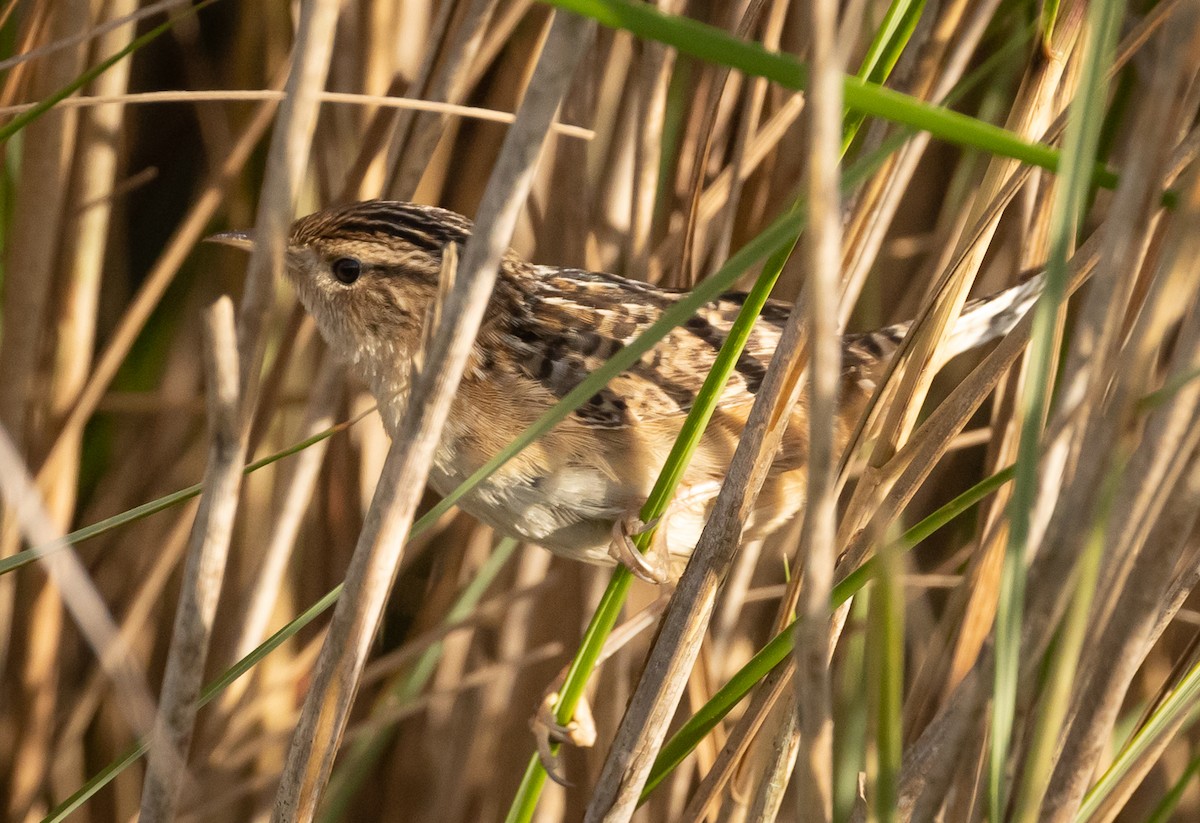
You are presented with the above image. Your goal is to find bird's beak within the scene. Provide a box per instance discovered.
[205,230,255,251]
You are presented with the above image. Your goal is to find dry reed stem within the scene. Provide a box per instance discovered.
[0,0,191,76]
[174,25,346,798]
[1039,131,1200,823]
[1084,455,1200,823]
[858,1,1082,496]
[708,0,787,276]
[467,0,535,90]
[745,690,802,820]
[48,0,136,508]
[139,296,242,822]
[271,13,595,819]
[0,0,84,438]
[791,0,842,820]
[230,353,345,663]
[245,305,313,455]
[383,0,500,198]
[649,93,804,275]
[839,0,1004,328]
[627,0,679,275]
[680,655,798,821]
[672,0,767,287]
[235,0,340,418]
[0,3,90,812]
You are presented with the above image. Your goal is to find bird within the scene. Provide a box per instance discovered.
[211,199,1041,584]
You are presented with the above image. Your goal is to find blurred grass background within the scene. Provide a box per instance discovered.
[1,0,1200,821]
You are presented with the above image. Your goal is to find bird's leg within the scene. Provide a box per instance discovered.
[608,512,669,584]
[531,594,670,783]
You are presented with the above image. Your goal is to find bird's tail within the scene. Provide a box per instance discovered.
[943,272,1043,363]
[848,272,1044,375]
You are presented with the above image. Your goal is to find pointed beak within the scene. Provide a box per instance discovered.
[205,230,255,251]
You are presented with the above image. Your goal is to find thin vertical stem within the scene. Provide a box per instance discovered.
[793,0,842,819]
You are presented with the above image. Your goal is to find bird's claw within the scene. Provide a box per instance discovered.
[609,513,669,584]
[532,690,597,786]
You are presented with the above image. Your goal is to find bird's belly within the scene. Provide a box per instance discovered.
[426,445,632,563]
[422,412,808,569]
[425,439,737,568]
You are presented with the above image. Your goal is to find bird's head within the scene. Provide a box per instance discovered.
[210,200,473,379]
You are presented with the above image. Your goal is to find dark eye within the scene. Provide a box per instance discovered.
[332,257,361,284]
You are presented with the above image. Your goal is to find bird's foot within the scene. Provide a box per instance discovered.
[532,685,597,786]
[608,512,669,584]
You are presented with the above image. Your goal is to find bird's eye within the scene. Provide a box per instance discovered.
[332,257,361,284]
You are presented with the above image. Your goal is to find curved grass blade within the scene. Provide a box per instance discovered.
[539,0,1120,192]
[1075,655,1200,822]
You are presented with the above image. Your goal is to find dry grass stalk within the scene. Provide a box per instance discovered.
[0,3,94,813]
[271,13,595,820]
[140,296,241,822]
[792,0,842,820]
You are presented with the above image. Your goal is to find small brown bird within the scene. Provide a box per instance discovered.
[215,199,1040,583]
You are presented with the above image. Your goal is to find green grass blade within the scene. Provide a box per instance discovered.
[858,0,926,82]
[1075,662,1200,821]
[843,0,927,150]
[43,742,149,823]
[991,2,1124,818]
[867,526,904,823]
[1010,494,1105,823]
[833,594,870,822]
[539,0,1119,192]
